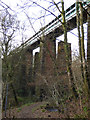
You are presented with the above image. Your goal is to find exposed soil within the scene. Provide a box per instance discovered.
[2,100,88,119]
[3,101,61,118]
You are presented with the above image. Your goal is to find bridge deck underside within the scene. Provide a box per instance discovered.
[28,9,87,51]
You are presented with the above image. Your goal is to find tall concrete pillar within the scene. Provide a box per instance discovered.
[87,6,90,90]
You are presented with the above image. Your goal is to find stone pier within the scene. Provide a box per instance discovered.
[56,41,71,97]
[26,49,33,82]
[40,35,56,76]
[34,52,42,101]
[34,35,56,100]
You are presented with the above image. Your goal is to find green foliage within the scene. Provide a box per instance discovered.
[40,104,46,109]
[32,106,39,113]
[42,109,46,112]
[17,107,22,112]
[82,99,86,104]
[17,97,24,104]
[83,106,88,112]
[25,102,34,106]
[16,98,35,112]
[17,96,34,105]
[74,114,87,119]
[32,103,47,113]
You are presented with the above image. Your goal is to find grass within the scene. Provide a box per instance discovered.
[17,96,32,104]
[32,102,47,113]
[74,113,88,119]
[16,102,35,113]
[18,102,34,111]
[21,102,34,107]
[16,96,36,107]
[32,106,40,113]
[14,97,47,113]
[40,104,46,109]
[74,106,88,118]
[17,107,22,112]
[15,96,35,112]
[42,109,46,112]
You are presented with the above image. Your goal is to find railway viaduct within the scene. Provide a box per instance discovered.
[15,2,90,99]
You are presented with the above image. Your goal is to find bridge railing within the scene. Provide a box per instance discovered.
[19,1,89,50]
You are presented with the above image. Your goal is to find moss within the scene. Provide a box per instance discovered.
[83,106,88,112]
[42,109,46,112]
[74,114,87,119]
[17,107,22,112]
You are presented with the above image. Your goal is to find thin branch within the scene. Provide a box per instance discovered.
[24,12,36,34]
[52,0,62,14]
[31,0,63,25]
[78,2,90,16]
[0,0,15,12]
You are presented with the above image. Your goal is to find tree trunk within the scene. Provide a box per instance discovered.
[10,83,18,105]
[87,4,90,118]
[61,0,78,98]
[87,1,90,92]
[80,2,89,98]
[0,42,2,119]
[76,1,84,82]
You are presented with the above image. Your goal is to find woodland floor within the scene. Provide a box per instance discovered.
[2,100,88,119]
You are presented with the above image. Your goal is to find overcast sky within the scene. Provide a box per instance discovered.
[0,0,88,57]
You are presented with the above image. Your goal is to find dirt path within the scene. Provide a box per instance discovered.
[3,102,47,118]
[2,100,86,118]
[3,101,63,118]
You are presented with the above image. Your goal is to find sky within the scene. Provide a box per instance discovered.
[0,0,88,58]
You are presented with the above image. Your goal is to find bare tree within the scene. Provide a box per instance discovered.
[0,9,19,116]
[79,1,89,97]
[55,0,78,98]
[76,0,89,98]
